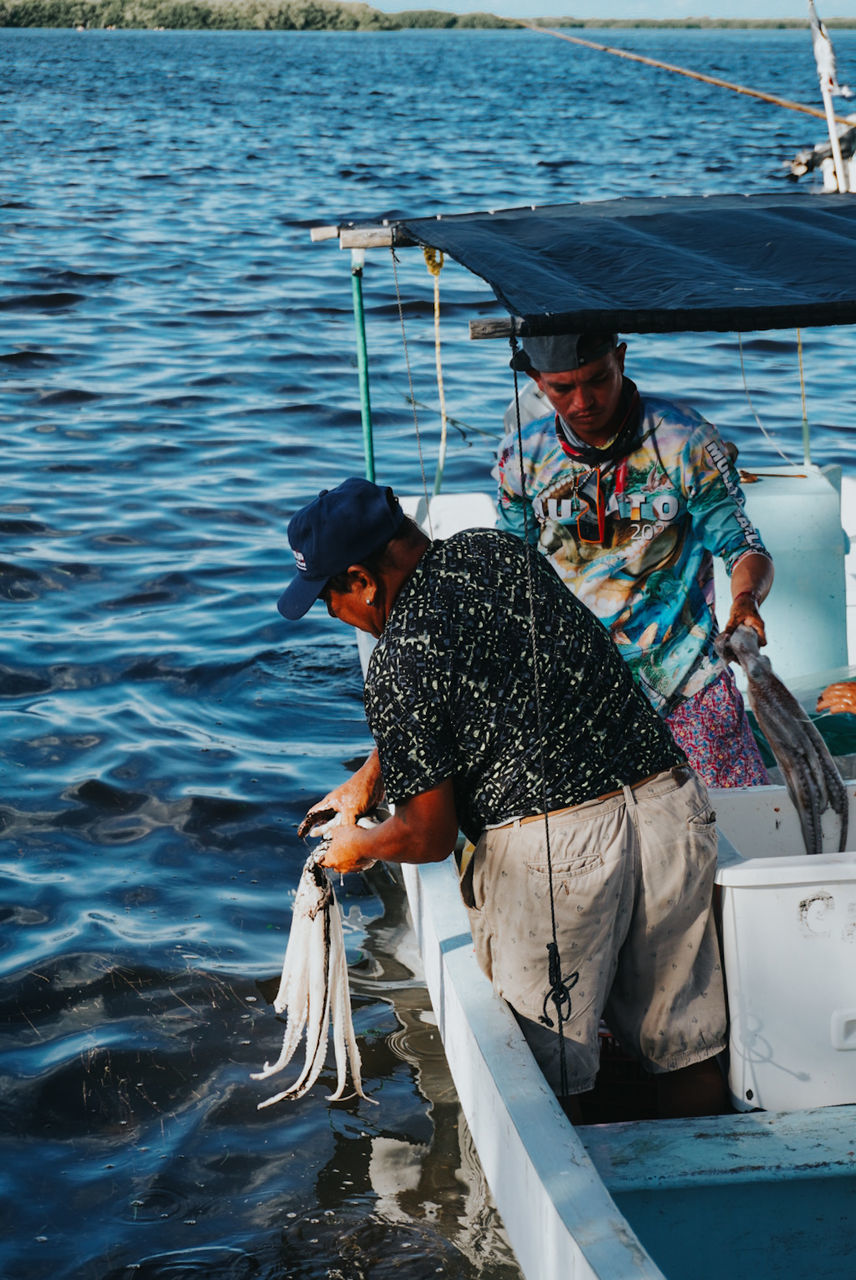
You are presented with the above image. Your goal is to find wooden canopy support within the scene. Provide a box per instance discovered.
[469,317,520,340]
[310,223,512,337]
[309,223,417,249]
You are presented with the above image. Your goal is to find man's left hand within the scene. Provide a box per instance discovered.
[318,824,377,876]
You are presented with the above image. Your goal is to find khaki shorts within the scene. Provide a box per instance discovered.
[463,767,726,1094]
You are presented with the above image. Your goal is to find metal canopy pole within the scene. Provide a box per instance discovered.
[351,248,375,481]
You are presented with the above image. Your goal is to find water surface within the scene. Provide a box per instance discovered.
[2,25,855,1280]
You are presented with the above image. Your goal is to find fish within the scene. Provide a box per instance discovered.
[715,624,849,857]
[252,814,378,1107]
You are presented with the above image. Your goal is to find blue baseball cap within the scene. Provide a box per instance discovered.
[278,477,406,620]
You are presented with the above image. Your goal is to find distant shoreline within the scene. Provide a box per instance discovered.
[2,2,854,33]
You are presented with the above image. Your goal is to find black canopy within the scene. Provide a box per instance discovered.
[389,192,856,335]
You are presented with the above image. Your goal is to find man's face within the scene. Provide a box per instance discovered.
[321,573,383,637]
[531,343,627,446]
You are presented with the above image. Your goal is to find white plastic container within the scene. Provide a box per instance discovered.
[716,850,856,1112]
[713,463,849,684]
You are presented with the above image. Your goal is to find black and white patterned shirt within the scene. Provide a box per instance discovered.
[364,530,685,843]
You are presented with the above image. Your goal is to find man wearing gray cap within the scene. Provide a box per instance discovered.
[495,332,773,787]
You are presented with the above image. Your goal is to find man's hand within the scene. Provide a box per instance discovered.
[320,823,379,876]
[297,749,384,838]
[317,779,459,876]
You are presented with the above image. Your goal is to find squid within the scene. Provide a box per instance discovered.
[715,624,849,857]
[252,816,376,1107]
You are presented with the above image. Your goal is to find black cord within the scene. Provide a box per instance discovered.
[509,335,579,1099]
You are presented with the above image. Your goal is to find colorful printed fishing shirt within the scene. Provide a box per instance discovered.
[364,529,684,844]
[494,393,771,714]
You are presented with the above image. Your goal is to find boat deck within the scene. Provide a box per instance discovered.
[581,1102,856,1191]
[581,1107,856,1280]
[404,856,856,1280]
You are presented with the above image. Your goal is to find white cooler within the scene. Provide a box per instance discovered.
[716,849,856,1112]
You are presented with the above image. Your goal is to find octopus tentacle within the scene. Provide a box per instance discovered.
[253,844,374,1106]
[715,626,848,856]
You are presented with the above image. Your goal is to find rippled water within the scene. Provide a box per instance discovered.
[2,23,856,1280]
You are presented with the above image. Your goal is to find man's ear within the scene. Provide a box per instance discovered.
[346,565,376,593]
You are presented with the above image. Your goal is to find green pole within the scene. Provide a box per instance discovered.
[351,249,375,482]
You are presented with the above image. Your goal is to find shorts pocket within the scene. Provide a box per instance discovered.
[687,806,717,829]
[525,845,604,878]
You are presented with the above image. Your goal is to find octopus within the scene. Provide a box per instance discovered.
[252,814,377,1107]
[715,625,849,857]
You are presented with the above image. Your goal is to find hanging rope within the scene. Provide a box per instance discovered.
[423,247,450,498]
[736,332,798,467]
[390,246,434,537]
[524,24,854,128]
[509,336,577,1098]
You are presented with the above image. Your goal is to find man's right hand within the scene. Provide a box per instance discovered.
[297,748,384,837]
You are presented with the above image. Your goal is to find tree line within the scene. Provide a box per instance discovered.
[0,0,514,27]
[1,1,853,31]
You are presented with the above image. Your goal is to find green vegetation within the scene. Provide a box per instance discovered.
[0,0,514,26]
[0,0,853,31]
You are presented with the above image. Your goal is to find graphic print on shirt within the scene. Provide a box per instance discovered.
[494,393,771,711]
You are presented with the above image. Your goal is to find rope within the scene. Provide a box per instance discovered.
[736,332,797,467]
[423,247,449,497]
[524,25,855,127]
[390,247,434,537]
[797,329,812,465]
[509,336,577,1098]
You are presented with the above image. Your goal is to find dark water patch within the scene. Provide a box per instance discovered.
[0,562,42,602]
[187,308,273,322]
[536,156,584,169]
[0,957,255,1137]
[279,1215,487,1279]
[0,348,64,368]
[0,292,85,310]
[37,387,102,406]
[0,665,52,697]
[181,795,263,842]
[177,506,267,528]
[107,588,182,608]
[96,532,143,546]
[73,778,149,814]
[0,518,48,535]
[146,395,221,410]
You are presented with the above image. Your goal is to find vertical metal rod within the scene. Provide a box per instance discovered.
[351,249,375,482]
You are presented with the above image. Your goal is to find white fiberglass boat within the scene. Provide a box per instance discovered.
[312,191,856,1280]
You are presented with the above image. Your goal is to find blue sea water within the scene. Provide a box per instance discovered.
[2,23,856,1280]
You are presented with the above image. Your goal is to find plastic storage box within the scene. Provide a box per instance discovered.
[716,849,856,1112]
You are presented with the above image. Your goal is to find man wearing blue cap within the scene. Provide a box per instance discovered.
[496,332,774,788]
[279,476,728,1120]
